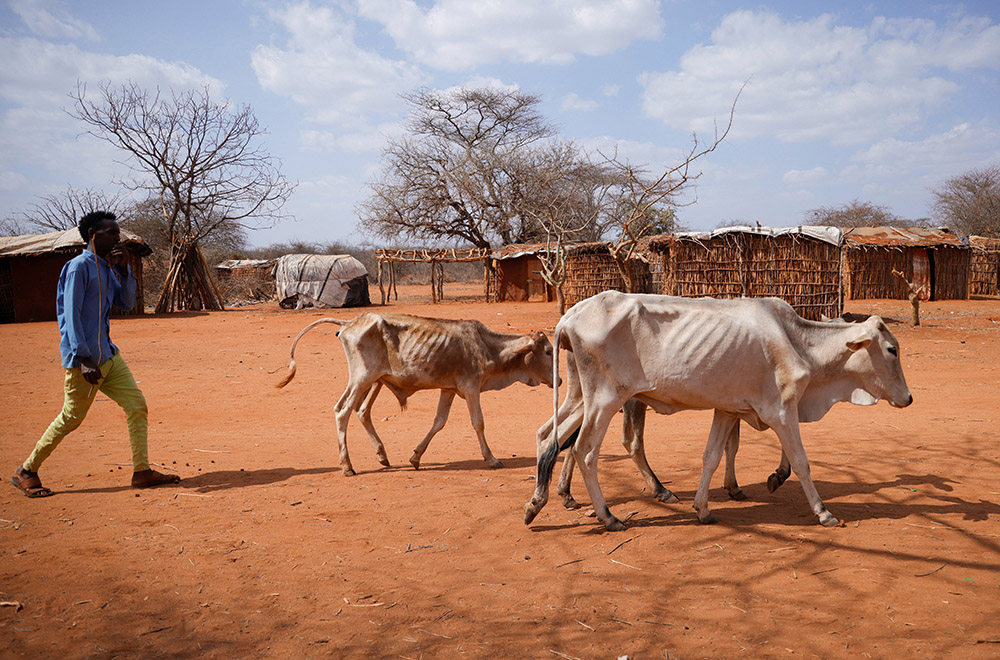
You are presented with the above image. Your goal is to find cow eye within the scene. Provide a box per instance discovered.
[887,346,898,357]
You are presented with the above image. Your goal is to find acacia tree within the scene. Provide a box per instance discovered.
[358,87,558,248]
[71,81,294,312]
[932,166,1000,236]
[18,186,126,232]
[807,199,906,228]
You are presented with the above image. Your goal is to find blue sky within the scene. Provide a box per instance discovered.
[1,0,998,247]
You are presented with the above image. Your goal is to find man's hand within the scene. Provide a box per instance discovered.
[81,360,102,385]
[108,246,129,274]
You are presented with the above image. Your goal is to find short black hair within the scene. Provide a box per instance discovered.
[78,211,117,243]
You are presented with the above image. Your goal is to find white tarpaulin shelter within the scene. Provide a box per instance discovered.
[274,254,370,309]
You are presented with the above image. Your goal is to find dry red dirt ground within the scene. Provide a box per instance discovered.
[2,284,999,659]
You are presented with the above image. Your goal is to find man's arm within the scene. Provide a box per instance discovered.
[109,247,136,311]
[62,261,102,384]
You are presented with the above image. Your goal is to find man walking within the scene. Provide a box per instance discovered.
[10,211,179,497]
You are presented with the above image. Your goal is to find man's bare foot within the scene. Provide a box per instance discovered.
[10,467,53,498]
[131,469,180,488]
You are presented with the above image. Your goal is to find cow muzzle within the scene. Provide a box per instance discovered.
[890,393,913,408]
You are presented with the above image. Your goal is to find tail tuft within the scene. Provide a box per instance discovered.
[274,361,297,388]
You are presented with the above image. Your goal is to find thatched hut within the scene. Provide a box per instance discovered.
[0,228,151,323]
[969,236,1000,297]
[649,226,843,321]
[842,227,969,301]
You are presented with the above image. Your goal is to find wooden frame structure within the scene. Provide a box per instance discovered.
[375,248,490,304]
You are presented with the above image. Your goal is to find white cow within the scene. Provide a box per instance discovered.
[524,292,912,530]
[277,313,555,476]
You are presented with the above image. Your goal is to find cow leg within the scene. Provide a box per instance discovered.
[722,415,746,500]
[462,390,502,468]
[409,390,456,469]
[334,381,373,477]
[622,399,679,504]
[692,412,739,524]
[771,421,838,527]
[552,402,585,509]
[525,392,586,523]
[355,383,390,467]
[572,401,626,531]
[767,451,792,493]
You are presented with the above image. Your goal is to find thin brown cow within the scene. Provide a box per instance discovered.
[277,313,555,475]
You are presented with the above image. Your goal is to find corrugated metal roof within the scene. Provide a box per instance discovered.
[843,226,969,248]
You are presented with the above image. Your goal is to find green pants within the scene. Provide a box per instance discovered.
[24,352,149,472]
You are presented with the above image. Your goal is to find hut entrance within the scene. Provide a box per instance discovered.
[912,249,931,301]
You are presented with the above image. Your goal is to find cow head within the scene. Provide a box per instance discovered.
[843,316,913,408]
[510,331,557,387]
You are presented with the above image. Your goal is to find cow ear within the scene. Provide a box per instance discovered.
[511,335,537,356]
[845,323,876,351]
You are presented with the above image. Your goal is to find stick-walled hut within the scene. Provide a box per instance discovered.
[0,228,151,323]
[487,243,556,302]
[969,236,1000,296]
[489,241,654,306]
[842,227,969,301]
[649,225,843,321]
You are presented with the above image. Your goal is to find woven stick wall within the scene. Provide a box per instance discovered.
[970,238,1000,296]
[932,247,970,300]
[843,246,911,299]
[562,245,651,307]
[657,233,841,320]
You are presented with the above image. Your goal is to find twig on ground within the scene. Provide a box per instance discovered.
[914,563,947,577]
[607,536,638,556]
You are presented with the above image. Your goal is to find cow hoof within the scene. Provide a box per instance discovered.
[727,488,747,501]
[487,458,504,469]
[409,454,421,470]
[696,511,717,525]
[342,467,357,477]
[376,454,391,468]
[654,489,680,504]
[767,472,786,493]
[560,494,582,510]
[819,511,839,527]
[605,517,627,532]
[524,501,542,525]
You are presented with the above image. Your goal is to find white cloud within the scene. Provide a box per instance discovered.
[0,28,224,216]
[639,9,998,145]
[843,121,1000,183]
[9,0,100,41]
[357,0,662,70]
[561,93,598,112]
[782,166,828,186]
[251,2,426,129]
[602,84,620,97]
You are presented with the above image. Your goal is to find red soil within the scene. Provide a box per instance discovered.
[2,285,998,659]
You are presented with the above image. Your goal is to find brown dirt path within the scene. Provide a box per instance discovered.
[2,285,999,659]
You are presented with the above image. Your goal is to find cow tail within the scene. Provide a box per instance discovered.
[274,318,346,388]
[536,325,562,486]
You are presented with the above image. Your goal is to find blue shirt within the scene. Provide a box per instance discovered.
[56,249,137,369]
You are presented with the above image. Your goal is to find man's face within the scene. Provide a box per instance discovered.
[90,218,121,257]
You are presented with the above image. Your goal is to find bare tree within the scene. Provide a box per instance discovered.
[931,165,1000,236]
[807,199,906,228]
[603,85,743,293]
[521,143,615,313]
[18,186,126,233]
[71,81,294,312]
[358,86,558,248]
[0,216,29,237]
